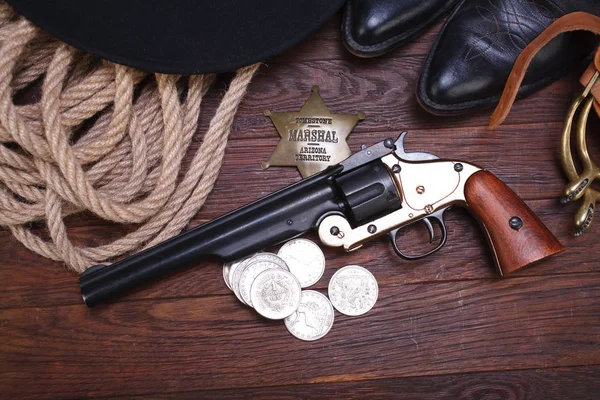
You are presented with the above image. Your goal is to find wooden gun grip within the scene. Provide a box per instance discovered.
[464,170,564,275]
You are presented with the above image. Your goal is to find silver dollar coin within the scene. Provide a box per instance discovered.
[227,254,255,303]
[223,258,249,292]
[228,255,253,290]
[277,238,325,288]
[328,265,378,316]
[222,263,232,291]
[231,253,287,305]
[239,260,289,307]
[284,290,334,341]
[250,269,301,320]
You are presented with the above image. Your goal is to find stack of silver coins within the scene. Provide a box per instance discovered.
[222,238,378,341]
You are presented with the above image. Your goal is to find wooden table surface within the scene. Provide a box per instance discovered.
[1,15,599,400]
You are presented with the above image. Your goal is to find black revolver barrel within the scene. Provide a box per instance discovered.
[79,158,402,307]
[79,165,346,307]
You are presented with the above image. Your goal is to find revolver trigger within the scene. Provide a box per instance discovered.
[423,217,435,243]
[428,208,449,249]
[422,207,449,244]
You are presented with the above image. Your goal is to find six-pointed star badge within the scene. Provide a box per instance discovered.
[262,86,365,177]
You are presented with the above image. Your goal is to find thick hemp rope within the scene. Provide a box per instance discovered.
[0,3,260,272]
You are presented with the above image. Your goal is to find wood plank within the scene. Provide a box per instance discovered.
[190,52,584,145]
[0,274,598,398]
[101,366,600,400]
[193,59,582,139]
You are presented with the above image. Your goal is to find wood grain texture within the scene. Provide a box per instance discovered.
[464,170,564,274]
[1,274,599,399]
[1,10,600,400]
[101,366,600,399]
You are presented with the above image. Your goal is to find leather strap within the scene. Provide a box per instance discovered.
[579,57,600,117]
[490,12,600,129]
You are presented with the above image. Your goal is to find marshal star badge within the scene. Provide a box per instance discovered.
[262,86,365,177]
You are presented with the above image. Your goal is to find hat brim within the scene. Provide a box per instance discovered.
[6,0,345,74]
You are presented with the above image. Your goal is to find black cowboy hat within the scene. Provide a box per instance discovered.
[5,0,345,74]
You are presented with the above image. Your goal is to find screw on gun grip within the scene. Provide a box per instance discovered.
[509,216,523,230]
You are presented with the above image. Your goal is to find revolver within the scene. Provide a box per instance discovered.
[80,133,564,306]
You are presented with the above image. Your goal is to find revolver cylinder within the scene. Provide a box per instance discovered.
[335,160,401,225]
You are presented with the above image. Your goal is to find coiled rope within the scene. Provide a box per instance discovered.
[0,3,259,272]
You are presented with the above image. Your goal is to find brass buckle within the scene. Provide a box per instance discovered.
[561,71,600,235]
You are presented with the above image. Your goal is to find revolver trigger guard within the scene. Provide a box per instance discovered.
[388,228,408,259]
[388,210,449,260]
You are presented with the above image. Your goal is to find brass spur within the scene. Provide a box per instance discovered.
[561,70,600,236]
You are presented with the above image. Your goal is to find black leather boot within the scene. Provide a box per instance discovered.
[342,0,460,57]
[417,0,600,115]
